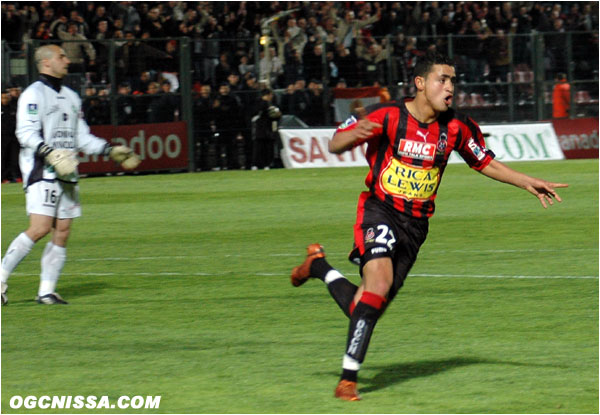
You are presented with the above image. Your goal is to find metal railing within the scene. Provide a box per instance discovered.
[2,30,597,171]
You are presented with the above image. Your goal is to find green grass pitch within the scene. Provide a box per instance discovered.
[1,159,598,414]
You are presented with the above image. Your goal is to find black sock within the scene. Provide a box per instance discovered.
[327,278,358,318]
[309,257,334,280]
[341,292,386,382]
[341,369,358,382]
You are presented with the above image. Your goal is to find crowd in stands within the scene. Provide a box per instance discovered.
[1,1,598,171]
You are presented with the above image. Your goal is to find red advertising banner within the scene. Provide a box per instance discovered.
[79,122,189,174]
[552,117,598,159]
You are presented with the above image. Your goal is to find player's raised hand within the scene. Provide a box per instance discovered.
[524,178,569,209]
[353,107,382,140]
[329,107,383,154]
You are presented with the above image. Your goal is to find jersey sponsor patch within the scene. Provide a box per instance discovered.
[27,103,38,115]
[397,139,436,161]
[338,115,357,130]
[467,137,486,161]
[380,158,440,200]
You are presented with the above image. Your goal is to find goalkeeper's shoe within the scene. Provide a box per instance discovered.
[36,293,68,305]
[334,380,361,401]
[291,243,325,287]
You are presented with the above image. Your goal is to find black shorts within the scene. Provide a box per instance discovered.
[349,192,429,301]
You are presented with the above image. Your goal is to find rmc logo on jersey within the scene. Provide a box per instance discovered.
[398,139,436,161]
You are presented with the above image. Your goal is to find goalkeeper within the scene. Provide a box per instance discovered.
[1,45,140,305]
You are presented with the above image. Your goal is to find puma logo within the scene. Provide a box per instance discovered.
[416,130,429,140]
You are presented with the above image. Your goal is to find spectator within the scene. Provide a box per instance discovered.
[334,43,356,86]
[57,20,96,73]
[215,53,235,86]
[239,72,262,164]
[1,90,21,183]
[131,71,152,95]
[487,28,510,85]
[150,80,180,122]
[31,21,52,40]
[356,38,390,86]
[227,72,243,94]
[546,18,568,75]
[552,73,570,118]
[514,5,533,65]
[161,40,180,91]
[2,3,25,45]
[238,55,255,77]
[251,88,281,170]
[334,9,381,49]
[82,85,110,125]
[259,46,284,88]
[90,5,113,37]
[305,79,326,126]
[92,20,112,81]
[202,15,224,85]
[117,31,172,81]
[283,48,305,86]
[291,78,310,121]
[212,82,243,169]
[193,84,214,134]
[116,81,137,125]
[141,81,161,122]
[303,43,325,83]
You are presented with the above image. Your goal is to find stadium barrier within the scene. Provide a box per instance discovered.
[279,121,578,169]
[552,117,599,159]
[78,122,189,174]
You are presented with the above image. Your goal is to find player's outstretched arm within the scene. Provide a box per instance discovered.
[480,159,569,208]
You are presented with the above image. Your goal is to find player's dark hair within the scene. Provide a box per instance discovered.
[413,50,455,80]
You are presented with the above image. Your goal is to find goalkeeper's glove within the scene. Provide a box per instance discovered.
[108,145,141,170]
[38,144,78,176]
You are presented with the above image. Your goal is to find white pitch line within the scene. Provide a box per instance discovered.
[409,273,599,280]
[71,247,598,262]
[8,271,598,279]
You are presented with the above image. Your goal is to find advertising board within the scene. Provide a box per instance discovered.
[78,122,189,174]
[280,123,565,169]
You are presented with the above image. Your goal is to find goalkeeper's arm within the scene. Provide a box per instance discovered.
[103,144,141,170]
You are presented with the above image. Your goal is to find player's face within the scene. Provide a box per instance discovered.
[46,47,71,78]
[423,64,456,113]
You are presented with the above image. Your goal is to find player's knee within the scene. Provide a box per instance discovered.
[363,260,394,297]
[26,225,52,242]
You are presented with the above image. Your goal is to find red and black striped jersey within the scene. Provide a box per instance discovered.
[334,98,495,218]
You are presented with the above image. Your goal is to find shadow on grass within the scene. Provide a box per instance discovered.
[359,356,546,394]
[3,281,110,306]
[59,281,111,299]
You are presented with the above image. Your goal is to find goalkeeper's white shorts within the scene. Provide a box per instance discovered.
[26,180,82,219]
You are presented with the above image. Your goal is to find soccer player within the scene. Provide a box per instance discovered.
[290,51,568,401]
[0,45,140,305]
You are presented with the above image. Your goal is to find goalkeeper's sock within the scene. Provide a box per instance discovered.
[1,232,35,283]
[39,242,66,296]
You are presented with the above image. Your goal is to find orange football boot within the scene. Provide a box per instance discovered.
[290,243,325,287]
[334,380,361,401]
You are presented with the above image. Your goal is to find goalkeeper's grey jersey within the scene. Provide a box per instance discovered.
[16,77,108,188]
